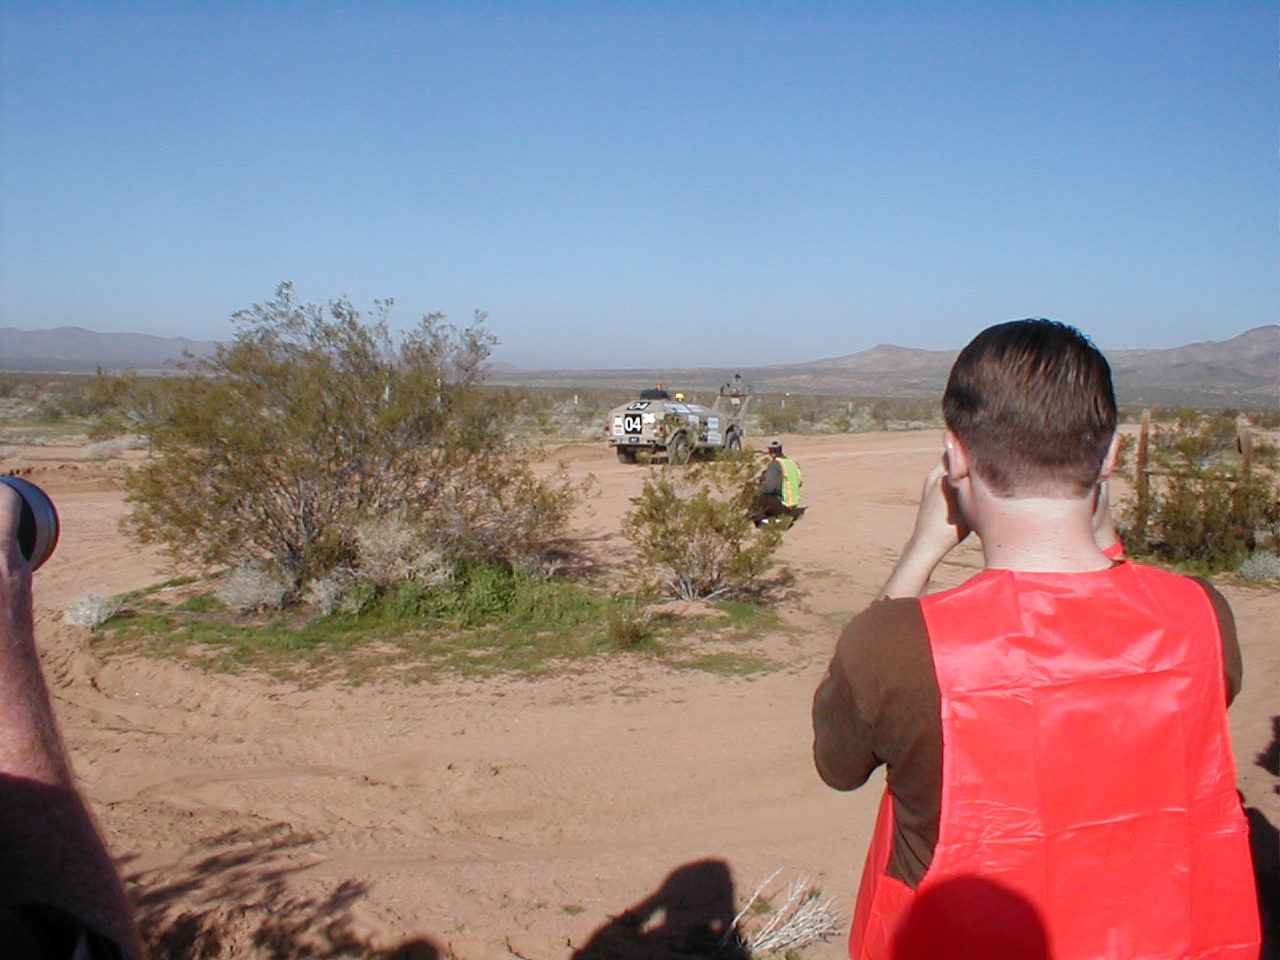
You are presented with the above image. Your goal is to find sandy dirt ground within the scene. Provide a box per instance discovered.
[6,431,1278,959]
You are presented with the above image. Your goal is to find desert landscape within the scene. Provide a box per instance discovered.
[6,428,1277,959]
[3,6,1277,956]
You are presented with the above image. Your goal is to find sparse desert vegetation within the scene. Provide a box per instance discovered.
[4,330,1278,959]
[5,3,1277,954]
[91,564,784,684]
[623,451,784,600]
[63,592,125,630]
[7,415,1277,959]
[1117,409,1280,574]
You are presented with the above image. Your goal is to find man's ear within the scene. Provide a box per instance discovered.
[943,431,970,481]
[1098,432,1121,481]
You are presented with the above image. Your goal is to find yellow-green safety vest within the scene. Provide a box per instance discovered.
[778,457,803,508]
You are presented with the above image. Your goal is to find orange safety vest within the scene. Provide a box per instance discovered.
[849,562,1259,960]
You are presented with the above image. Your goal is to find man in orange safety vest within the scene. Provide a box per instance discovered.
[812,319,1259,959]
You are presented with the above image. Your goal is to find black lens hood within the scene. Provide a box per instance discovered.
[0,475,60,572]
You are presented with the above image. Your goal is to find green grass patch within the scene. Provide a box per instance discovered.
[93,563,785,685]
[115,575,199,606]
[175,592,222,612]
[712,599,781,634]
[672,651,773,676]
[96,564,676,683]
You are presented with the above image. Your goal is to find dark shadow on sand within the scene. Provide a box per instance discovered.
[571,858,750,959]
[1258,716,1280,779]
[124,821,445,959]
[1252,716,1280,960]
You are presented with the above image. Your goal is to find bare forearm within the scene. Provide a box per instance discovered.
[881,538,949,599]
[883,460,968,598]
[0,490,141,956]
[0,581,73,786]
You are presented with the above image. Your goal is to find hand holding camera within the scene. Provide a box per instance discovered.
[0,475,60,572]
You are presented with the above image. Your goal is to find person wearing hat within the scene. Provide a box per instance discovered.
[755,440,803,524]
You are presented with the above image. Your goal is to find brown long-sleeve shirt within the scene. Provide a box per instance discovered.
[812,576,1242,888]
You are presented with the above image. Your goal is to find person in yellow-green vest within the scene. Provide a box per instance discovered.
[754,440,804,525]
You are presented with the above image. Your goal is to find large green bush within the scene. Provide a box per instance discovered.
[124,282,574,589]
[1120,416,1280,571]
[622,451,783,600]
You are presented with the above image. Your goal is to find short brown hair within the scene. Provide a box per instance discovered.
[943,319,1116,497]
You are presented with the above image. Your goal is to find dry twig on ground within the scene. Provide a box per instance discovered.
[724,867,843,956]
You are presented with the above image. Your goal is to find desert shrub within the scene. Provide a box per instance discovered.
[1238,551,1280,582]
[34,399,65,423]
[303,567,355,615]
[622,451,783,600]
[605,598,653,647]
[869,397,943,428]
[1149,472,1248,569]
[353,515,451,589]
[84,435,148,460]
[844,407,877,433]
[13,380,41,401]
[759,404,801,436]
[1172,407,1200,431]
[1119,417,1280,570]
[338,580,378,616]
[215,564,291,613]
[88,415,129,441]
[125,282,574,589]
[1114,432,1135,471]
[85,372,177,450]
[64,593,124,630]
[428,456,584,571]
[1251,439,1279,470]
[52,378,111,418]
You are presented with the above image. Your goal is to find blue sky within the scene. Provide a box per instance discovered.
[1,3,1274,368]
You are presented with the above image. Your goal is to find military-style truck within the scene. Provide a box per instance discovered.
[605,376,752,464]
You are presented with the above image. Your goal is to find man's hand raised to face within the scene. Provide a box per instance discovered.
[881,458,971,599]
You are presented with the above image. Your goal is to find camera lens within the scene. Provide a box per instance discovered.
[0,476,60,572]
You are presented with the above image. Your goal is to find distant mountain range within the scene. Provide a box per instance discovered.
[2,323,1276,407]
[0,326,218,372]
[490,325,1279,408]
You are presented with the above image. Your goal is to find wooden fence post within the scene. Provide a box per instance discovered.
[1134,409,1151,542]
[1237,417,1253,477]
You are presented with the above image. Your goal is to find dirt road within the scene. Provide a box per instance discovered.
[8,432,1277,958]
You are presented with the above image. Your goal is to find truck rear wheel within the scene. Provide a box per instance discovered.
[725,431,742,452]
[616,446,638,464]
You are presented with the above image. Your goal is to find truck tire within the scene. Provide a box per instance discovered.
[616,446,638,464]
[725,430,742,452]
